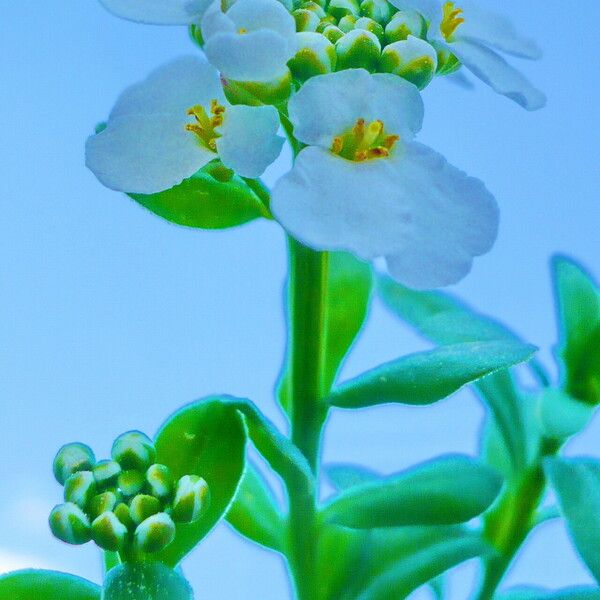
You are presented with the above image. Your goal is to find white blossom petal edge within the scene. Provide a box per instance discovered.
[97,0,210,25]
[86,56,284,194]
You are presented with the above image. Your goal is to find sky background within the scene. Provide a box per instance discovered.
[1,0,599,597]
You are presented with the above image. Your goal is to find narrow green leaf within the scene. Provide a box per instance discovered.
[323,454,503,528]
[545,458,600,583]
[226,462,286,552]
[104,562,192,600]
[325,463,380,492]
[553,256,600,405]
[0,570,100,600]
[128,160,269,229]
[154,397,247,566]
[328,341,537,409]
[498,587,600,599]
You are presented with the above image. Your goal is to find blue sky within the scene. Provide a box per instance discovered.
[1,1,599,597]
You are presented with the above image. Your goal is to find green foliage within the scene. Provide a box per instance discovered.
[322,454,503,528]
[153,397,247,566]
[327,340,536,409]
[0,570,100,600]
[536,389,594,440]
[103,562,193,600]
[325,463,379,491]
[553,256,600,405]
[128,161,270,230]
[545,458,600,583]
[498,587,600,599]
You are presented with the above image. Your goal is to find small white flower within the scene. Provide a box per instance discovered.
[271,69,498,289]
[390,0,545,110]
[86,56,284,194]
[97,0,210,25]
[201,0,296,82]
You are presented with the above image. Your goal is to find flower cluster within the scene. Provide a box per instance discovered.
[49,432,210,555]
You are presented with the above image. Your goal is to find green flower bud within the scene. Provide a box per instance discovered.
[91,511,128,551]
[64,471,98,510]
[354,16,384,43]
[223,71,293,106]
[171,475,210,524]
[338,14,357,33]
[432,40,461,75]
[93,459,122,490]
[49,502,91,545]
[289,32,337,82]
[134,513,176,554]
[336,29,381,72]
[327,0,360,21]
[53,443,95,485]
[316,15,337,32]
[293,8,320,32]
[114,502,136,531]
[146,464,174,500]
[384,10,425,43]
[380,36,438,89]
[359,0,393,26]
[89,491,118,520]
[188,24,203,48]
[118,469,146,497]
[129,494,161,525]
[111,431,156,471]
[301,1,326,17]
[322,25,345,43]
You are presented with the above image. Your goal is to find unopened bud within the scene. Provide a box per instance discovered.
[359,0,393,26]
[64,471,97,510]
[146,464,174,500]
[316,15,337,31]
[89,491,118,520]
[293,8,320,32]
[385,10,425,43]
[336,29,381,72]
[130,494,161,525]
[354,17,384,43]
[327,0,360,20]
[114,502,136,531]
[93,459,121,490]
[91,511,128,552]
[134,513,176,553]
[322,25,344,43]
[53,443,95,485]
[338,14,357,33]
[111,431,156,471]
[289,32,337,81]
[172,475,210,524]
[380,36,438,89]
[49,502,91,545]
[118,469,146,497]
[223,71,293,106]
[301,1,326,17]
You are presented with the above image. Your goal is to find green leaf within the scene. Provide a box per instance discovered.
[498,587,600,599]
[328,341,537,409]
[325,463,380,492]
[545,458,600,583]
[536,388,594,440]
[323,454,503,528]
[226,461,286,552]
[128,161,269,230]
[553,256,600,405]
[278,252,373,413]
[103,562,193,600]
[154,397,247,566]
[0,570,100,600]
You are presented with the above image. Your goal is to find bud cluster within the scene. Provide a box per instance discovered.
[49,431,210,557]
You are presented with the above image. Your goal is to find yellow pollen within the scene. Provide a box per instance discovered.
[440,1,465,40]
[238,27,247,34]
[185,100,226,151]
[330,118,400,162]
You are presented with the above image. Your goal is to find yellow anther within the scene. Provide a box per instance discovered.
[185,100,225,152]
[210,99,226,115]
[331,136,344,154]
[238,27,248,34]
[367,147,389,159]
[331,117,400,162]
[383,134,399,150]
[352,118,366,140]
[440,1,464,40]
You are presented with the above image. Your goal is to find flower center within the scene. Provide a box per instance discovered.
[440,1,464,40]
[185,100,226,151]
[330,118,399,162]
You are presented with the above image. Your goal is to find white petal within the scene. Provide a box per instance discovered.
[450,39,546,110]
[225,0,295,38]
[86,114,214,194]
[110,56,225,120]
[271,144,497,289]
[216,105,284,177]
[288,69,423,148]
[98,0,209,25]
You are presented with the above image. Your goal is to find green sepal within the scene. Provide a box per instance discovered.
[128,160,270,230]
[0,570,100,600]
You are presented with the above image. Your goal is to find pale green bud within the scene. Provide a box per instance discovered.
[336,29,381,72]
[327,0,360,20]
[223,71,293,106]
[118,469,146,497]
[49,502,91,545]
[338,14,357,33]
[432,40,461,75]
[380,36,438,89]
[289,32,337,82]
[114,502,136,531]
[111,431,156,471]
[300,1,326,17]
[145,464,174,500]
[64,471,98,510]
[293,8,320,32]
[172,475,210,524]
[354,16,384,43]
[134,513,176,553]
[53,443,95,485]
[322,25,344,43]
[91,511,128,552]
[384,9,424,43]
[130,494,161,525]
[93,459,121,490]
[89,491,118,520]
[359,0,393,26]
[316,15,337,32]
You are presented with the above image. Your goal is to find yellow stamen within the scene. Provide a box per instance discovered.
[330,118,400,162]
[185,100,225,151]
[238,27,247,34]
[440,1,465,40]
[331,136,344,154]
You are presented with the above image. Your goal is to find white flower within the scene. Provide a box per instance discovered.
[271,69,498,289]
[201,0,296,82]
[86,56,284,194]
[390,0,545,110]
[97,0,210,25]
